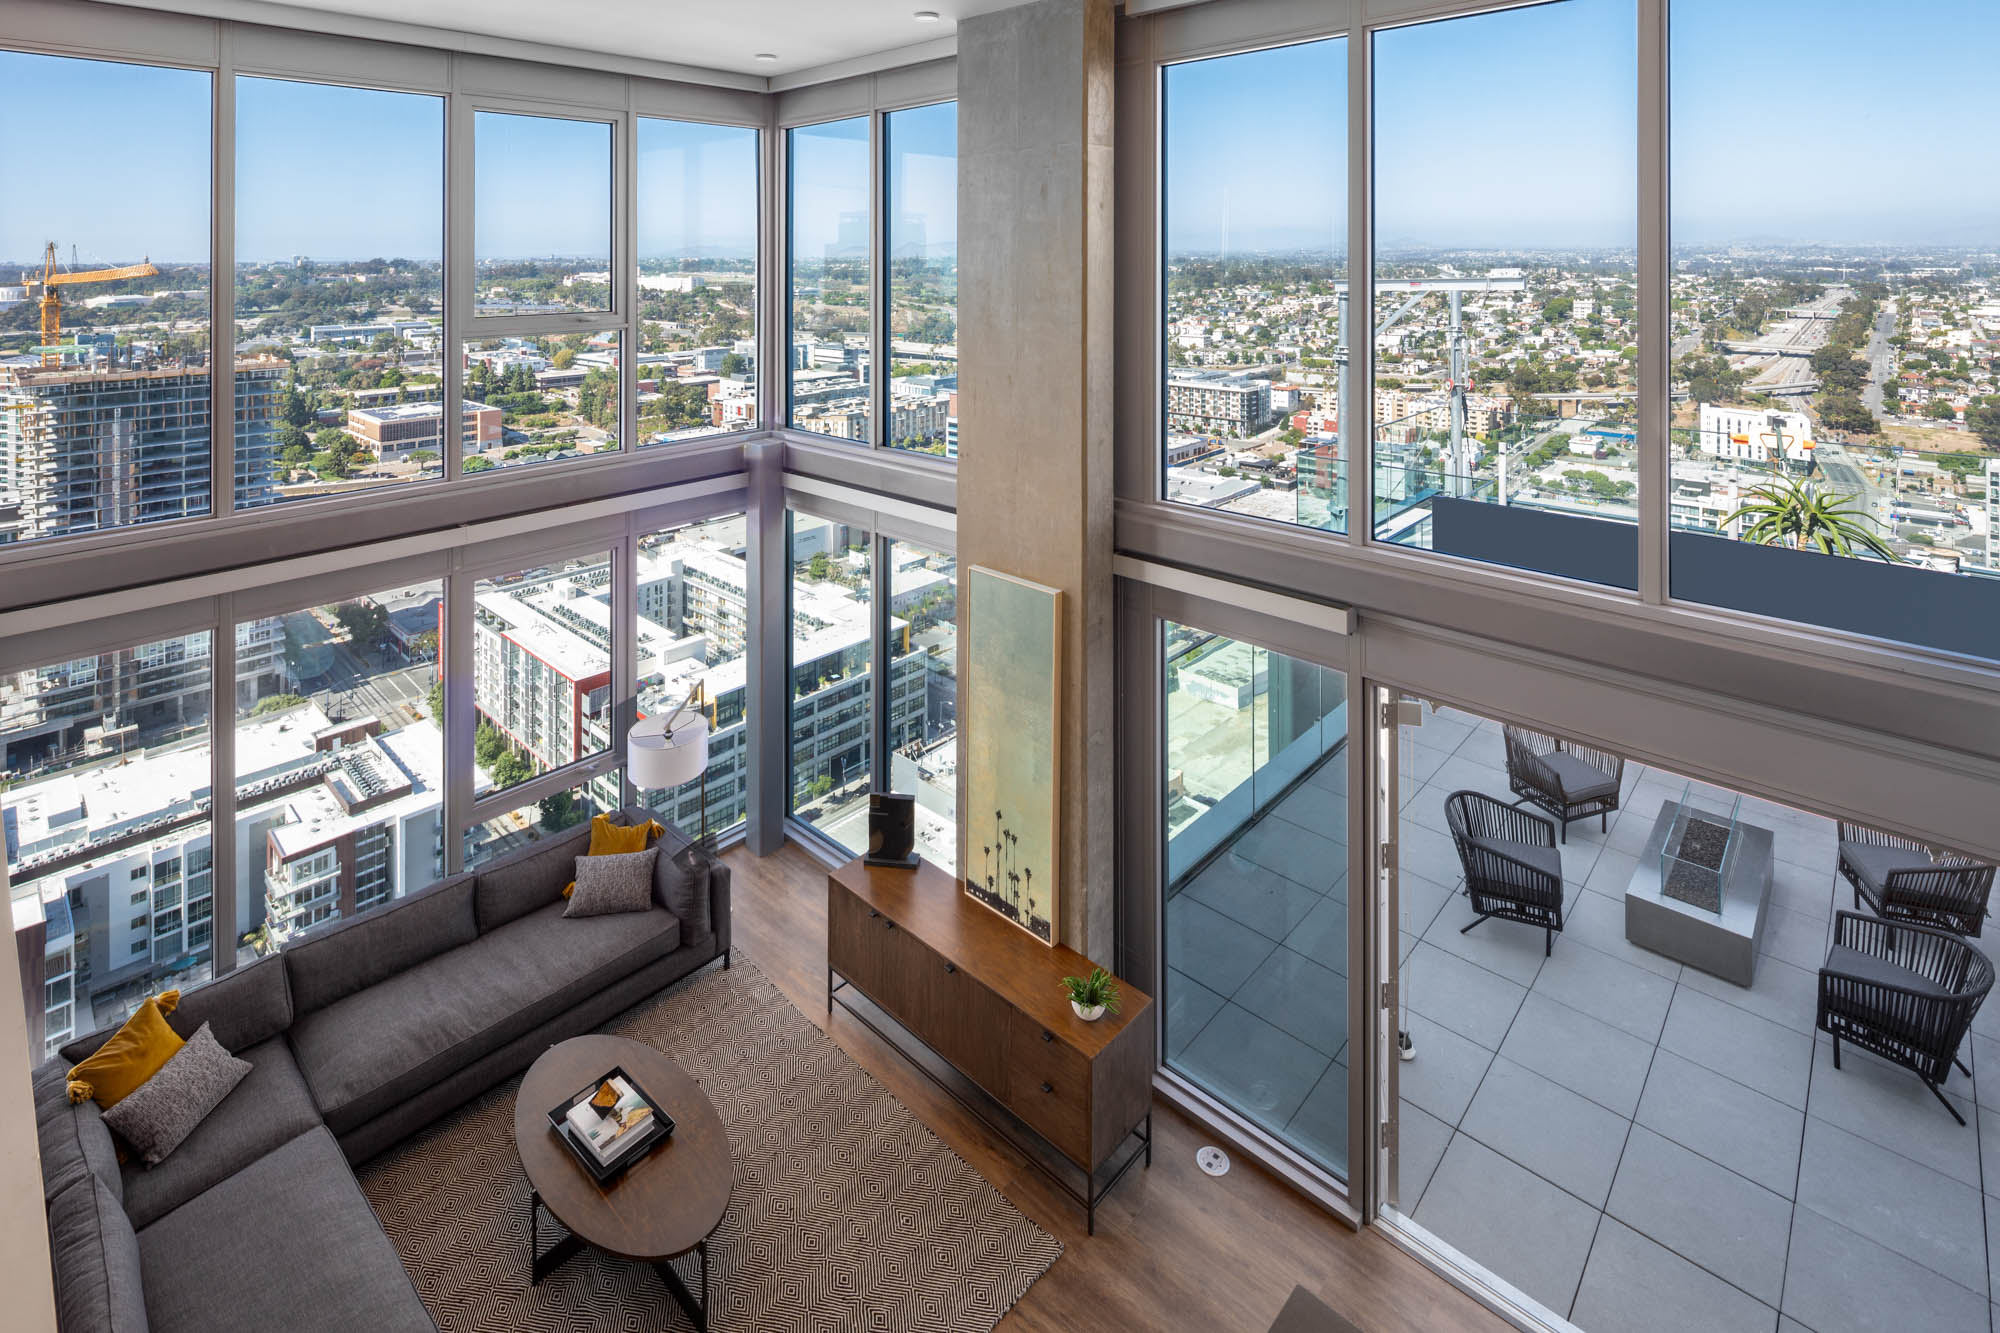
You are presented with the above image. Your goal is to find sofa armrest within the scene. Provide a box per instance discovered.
[709,858,732,960]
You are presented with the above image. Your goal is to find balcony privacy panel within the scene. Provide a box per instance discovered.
[1430,497,1639,590]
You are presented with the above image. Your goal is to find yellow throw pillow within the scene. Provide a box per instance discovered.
[67,990,184,1108]
[562,814,664,898]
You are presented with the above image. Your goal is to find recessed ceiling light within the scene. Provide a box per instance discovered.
[754,52,779,62]
[914,10,941,20]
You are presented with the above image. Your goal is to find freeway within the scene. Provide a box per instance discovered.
[1862,298,1897,417]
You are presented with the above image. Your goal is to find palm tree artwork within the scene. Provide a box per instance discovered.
[1719,477,1897,560]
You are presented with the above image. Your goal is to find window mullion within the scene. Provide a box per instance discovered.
[1637,0,1669,604]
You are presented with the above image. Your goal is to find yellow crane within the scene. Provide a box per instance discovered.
[25,241,159,366]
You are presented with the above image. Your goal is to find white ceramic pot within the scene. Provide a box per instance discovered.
[1072,1000,1105,1021]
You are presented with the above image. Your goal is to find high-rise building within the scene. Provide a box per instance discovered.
[0,354,284,538]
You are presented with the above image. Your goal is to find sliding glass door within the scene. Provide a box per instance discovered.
[1160,619,1351,1176]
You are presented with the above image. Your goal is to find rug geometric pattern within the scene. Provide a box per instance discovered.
[358,953,1063,1332]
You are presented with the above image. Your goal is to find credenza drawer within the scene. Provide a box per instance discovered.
[1002,1023,1089,1161]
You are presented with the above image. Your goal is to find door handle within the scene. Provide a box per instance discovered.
[944,962,956,973]
[1041,1030,1054,1043]
[1040,1082,1054,1094]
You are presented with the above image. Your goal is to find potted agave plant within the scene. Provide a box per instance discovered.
[1061,967,1121,1022]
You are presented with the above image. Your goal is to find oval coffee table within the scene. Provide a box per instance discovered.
[514,1034,732,1330]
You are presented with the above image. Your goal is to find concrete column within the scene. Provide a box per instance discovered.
[956,0,1117,960]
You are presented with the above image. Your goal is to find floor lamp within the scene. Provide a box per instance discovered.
[628,700,711,857]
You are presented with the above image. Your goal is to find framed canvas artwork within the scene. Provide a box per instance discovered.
[964,566,1062,944]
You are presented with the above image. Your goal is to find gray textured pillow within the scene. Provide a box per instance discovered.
[655,844,713,947]
[102,1023,250,1166]
[566,847,660,918]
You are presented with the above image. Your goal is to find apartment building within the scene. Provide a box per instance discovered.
[343,399,503,461]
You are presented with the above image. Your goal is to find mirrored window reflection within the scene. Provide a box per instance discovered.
[887,539,956,871]
[787,511,873,851]
[236,77,445,503]
[1372,2,1639,588]
[885,102,958,458]
[234,581,444,951]
[636,118,759,445]
[787,118,872,440]
[635,513,751,837]
[0,52,217,543]
[4,631,218,1061]
[1163,40,1347,531]
[473,112,612,316]
[472,552,615,792]
[1667,0,2000,659]
[1162,622,1348,1175]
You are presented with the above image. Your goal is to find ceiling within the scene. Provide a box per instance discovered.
[238,0,1037,80]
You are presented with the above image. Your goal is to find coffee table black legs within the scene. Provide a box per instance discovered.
[528,1191,585,1286]
[653,1242,710,1332]
[528,1191,711,1329]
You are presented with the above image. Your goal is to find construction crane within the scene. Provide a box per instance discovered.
[24,241,159,367]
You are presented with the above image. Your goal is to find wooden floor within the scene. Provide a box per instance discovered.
[725,842,1510,1333]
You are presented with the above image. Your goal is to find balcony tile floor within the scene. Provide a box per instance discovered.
[1165,707,2000,1333]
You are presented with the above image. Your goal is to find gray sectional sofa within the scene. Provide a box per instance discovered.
[34,807,730,1333]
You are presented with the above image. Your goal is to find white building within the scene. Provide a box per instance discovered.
[1698,403,1815,469]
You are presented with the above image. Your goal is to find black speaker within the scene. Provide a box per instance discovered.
[864,792,920,868]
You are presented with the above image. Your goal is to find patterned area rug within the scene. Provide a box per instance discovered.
[359,954,1063,1331]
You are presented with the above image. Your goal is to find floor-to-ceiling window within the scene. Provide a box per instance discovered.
[1162,621,1349,1174]
[233,579,446,950]
[884,101,958,458]
[236,77,445,499]
[1372,1,1639,587]
[887,537,956,869]
[786,510,875,851]
[787,117,873,440]
[635,512,752,838]
[3,630,217,1058]
[1162,39,1347,531]
[0,52,217,541]
[636,118,759,444]
[1667,0,2000,658]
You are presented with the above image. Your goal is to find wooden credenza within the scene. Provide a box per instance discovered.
[826,857,1155,1231]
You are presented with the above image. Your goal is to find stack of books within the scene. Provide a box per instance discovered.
[562,1074,656,1169]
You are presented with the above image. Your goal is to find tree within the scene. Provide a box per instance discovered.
[719,352,748,378]
[250,693,308,716]
[463,456,496,473]
[1967,403,2000,449]
[1816,393,1879,436]
[490,749,533,789]
[475,718,507,768]
[538,789,585,831]
[551,347,577,370]
[1541,296,1573,323]
[425,680,444,721]
[808,552,830,581]
[1927,399,1957,422]
[1719,479,1896,559]
[310,450,352,480]
[332,599,387,647]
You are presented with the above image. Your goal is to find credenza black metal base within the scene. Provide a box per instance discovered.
[829,969,1151,1234]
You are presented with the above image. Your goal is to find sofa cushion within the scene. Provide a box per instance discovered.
[136,1126,432,1333]
[1468,835,1564,886]
[104,1024,252,1168]
[60,955,295,1070]
[48,1172,148,1333]
[623,807,714,948]
[118,1036,325,1230]
[1824,942,1951,1000]
[68,990,185,1110]
[565,847,659,918]
[563,813,664,897]
[473,821,593,933]
[284,872,477,1016]
[1840,839,1936,897]
[1541,750,1619,805]
[291,903,679,1135]
[35,1061,123,1205]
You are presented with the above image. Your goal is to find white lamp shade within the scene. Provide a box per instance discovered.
[628,712,708,791]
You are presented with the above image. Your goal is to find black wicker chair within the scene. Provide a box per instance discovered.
[1445,790,1566,957]
[1501,725,1624,843]
[1837,820,1996,939]
[1818,911,1994,1125]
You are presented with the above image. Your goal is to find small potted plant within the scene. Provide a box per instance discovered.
[1061,967,1121,1022]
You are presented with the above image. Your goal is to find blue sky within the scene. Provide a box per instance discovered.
[1167,0,2000,254]
[6,3,1995,268]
